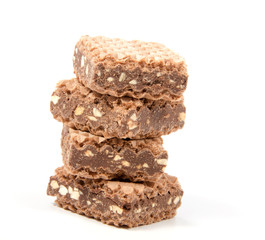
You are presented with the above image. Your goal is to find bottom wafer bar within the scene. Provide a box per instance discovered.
[47,167,183,228]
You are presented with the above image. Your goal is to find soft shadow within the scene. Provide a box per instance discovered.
[130,194,239,231]
[13,191,237,230]
[182,194,239,220]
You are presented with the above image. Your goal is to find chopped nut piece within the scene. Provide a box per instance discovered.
[152,203,157,207]
[70,189,80,200]
[178,112,186,122]
[122,161,130,167]
[50,180,59,189]
[167,197,172,205]
[107,77,114,82]
[143,163,149,168]
[173,196,180,205]
[51,96,60,105]
[93,108,102,117]
[74,106,84,116]
[88,116,97,121]
[109,205,123,215]
[87,200,91,205]
[81,55,85,67]
[129,80,137,85]
[85,150,94,157]
[134,209,141,213]
[59,185,68,196]
[156,158,168,165]
[156,72,162,77]
[119,72,126,82]
[113,155,122,161]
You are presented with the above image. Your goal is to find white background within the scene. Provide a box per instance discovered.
[0,0,264,239]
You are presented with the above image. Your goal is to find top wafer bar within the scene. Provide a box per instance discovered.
[73,36,188,101]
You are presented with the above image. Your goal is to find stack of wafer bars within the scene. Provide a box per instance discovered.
[47,36,188,228]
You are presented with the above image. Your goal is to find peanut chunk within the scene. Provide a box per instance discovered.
[59,185,68,196]
[107,77,114,82]
[109,205,123,214]
[113,155,122,161]
[93,108,102,117]
[70,188,80,200]
[85,150,94,157]
[178,112,186,122]
[122,161,130,167]
[75,106,84,116]
[88,116,97,121]
[174,196,180,205]
[119,72,126,82]
[51,96,60,105]
[143,163,149,168]
[50,180,59,189]
[156,159,168,165]
[129,80,137,85]
[81,55,85,67]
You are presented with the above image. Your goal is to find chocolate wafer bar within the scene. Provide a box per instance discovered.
[73,36,188,101]
[61,125,168,182]
[47,167,183,228]
[50,78,186,139]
